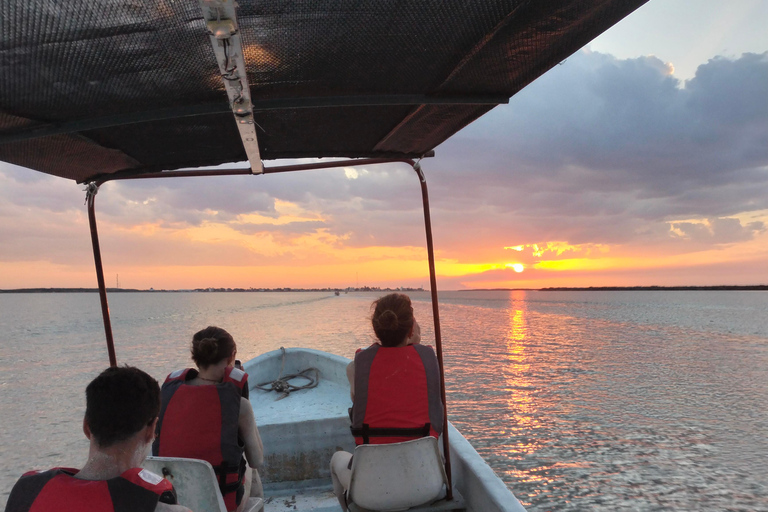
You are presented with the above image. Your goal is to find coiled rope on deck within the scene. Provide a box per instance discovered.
[254,347,319,400]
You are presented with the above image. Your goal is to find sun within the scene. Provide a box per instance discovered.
[506,263,525,273]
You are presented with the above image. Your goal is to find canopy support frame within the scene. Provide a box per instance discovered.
[87,157,452,498]
[200,0,263,174]
[86,182,117,367]
[412,160,453,500]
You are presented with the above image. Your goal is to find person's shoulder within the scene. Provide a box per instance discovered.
[19,467,76,477]
[16,468,50,479]
[239,395,254,416]
[412,343,438,358]
[226,366,247,383]
[13,467,75,484]
[6,468,75,510]
[163,368,194,386]
[356,343,380,355]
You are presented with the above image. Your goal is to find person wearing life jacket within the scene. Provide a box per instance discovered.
[6,366,191,512]
[153,326,264,512]
[330,293,444,510]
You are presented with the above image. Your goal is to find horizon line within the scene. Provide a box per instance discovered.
[2,285,767,293]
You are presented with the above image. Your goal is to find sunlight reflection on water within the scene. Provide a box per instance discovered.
[1,290,767,510]
[440,290,768,511]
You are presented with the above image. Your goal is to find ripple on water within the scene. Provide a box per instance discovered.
[2,291,768,510]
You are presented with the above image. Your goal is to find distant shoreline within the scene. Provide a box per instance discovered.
[2,285,767,293]
[460,285,768,291]
[0,287,425,293]
[539,285,768,291]
[527,285,767,291]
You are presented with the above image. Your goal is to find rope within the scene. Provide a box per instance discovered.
[254,347,319,400]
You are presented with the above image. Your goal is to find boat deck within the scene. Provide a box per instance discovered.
[239,348,526,512]
[244,349,357,484]
[250,370,350,426]
[246,348,351,425]
[263,481,469,512]
[264,482,339,512]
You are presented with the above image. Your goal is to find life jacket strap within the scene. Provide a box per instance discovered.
[213,458,246,494]
[350,423,431,444]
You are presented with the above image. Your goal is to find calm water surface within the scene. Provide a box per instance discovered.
[1,290,767,510]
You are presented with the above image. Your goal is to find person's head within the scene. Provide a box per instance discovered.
[371,293,415,347]
[191,325,237,369]
[84,366,160,448]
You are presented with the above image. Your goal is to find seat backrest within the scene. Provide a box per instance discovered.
[348,437,448,512]
[141,456,227,512]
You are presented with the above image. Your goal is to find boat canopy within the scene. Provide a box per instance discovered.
[1,0,647,183]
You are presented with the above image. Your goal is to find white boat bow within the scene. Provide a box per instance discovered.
[241,348,526,512]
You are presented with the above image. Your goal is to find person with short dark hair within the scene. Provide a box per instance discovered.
[6,366,191,512]
[153,326,264,512]
[330,293,444,510]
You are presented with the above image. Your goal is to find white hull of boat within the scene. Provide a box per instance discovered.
[245,348,526,512]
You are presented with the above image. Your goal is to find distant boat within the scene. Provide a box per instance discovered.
[335,290,340,296]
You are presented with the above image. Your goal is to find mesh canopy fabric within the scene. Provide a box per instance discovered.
[0,0,647,182]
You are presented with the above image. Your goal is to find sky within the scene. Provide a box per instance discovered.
[1,0,767,291]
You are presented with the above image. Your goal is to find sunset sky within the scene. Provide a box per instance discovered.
[1,0,767,291]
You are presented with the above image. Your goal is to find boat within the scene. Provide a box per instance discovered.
[240,347,527,512]
[0,0,649,510]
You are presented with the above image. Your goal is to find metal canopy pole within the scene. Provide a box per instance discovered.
[86,183,117,367]
[412,161,453,500]
[100,157,426,183]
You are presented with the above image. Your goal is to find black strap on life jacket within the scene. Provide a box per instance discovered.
[350,423,431,445]
[213,457,246,495]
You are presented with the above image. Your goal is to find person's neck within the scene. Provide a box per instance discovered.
[197,363,227,383]
[77,437,147,480]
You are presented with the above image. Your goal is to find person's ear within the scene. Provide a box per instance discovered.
[145,417,159,444]
[83,416,92,440]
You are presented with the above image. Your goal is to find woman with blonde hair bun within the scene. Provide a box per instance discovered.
[330,293,444,510]
[153,326,264,512]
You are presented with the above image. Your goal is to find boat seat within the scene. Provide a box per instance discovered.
[348,491,466,512]
[346,437,465,512]
[142,456,264,512]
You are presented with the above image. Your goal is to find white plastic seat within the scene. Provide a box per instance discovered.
[346,437,450,512]
[142,456,264,512]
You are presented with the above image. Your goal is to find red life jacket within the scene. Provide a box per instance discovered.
[6,467,175,512]
[152,366,248,511]
[351,344,444,445]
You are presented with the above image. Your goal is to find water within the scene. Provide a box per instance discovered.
[1,290,767,510]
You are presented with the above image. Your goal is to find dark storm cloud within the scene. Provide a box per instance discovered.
[437,51,768,186]
[0,163,85,213]
[1,50,766,260]
[101,176,278,226]
[424,50,768,250]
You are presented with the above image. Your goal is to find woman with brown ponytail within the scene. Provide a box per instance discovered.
[330,293,444,510]
[153,327,264,512]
